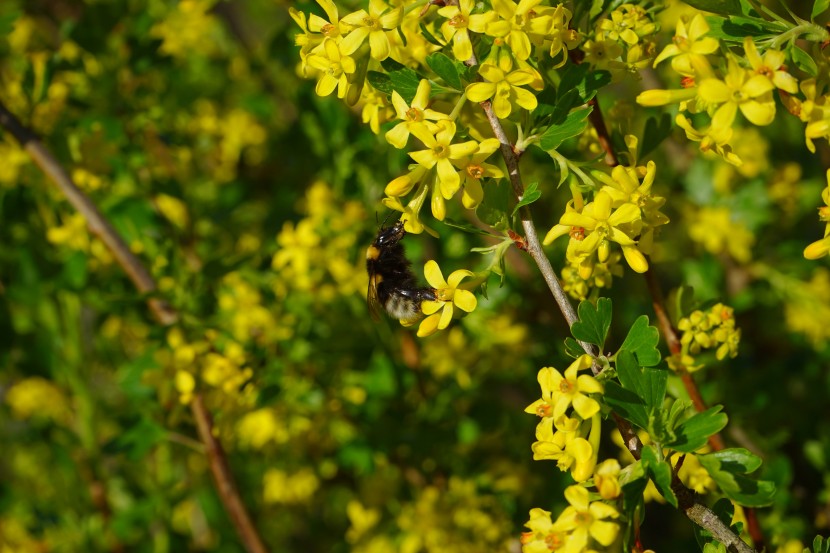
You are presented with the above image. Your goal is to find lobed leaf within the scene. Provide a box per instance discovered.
[641,445,678,507]
[698,449,776,507]
[666,406,728,453]
[539,107,592,151]
[619,315,661,367]
[570,297,612,348]
[512,181,542,215]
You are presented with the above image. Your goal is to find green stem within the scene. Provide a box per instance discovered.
[769,22,829,49]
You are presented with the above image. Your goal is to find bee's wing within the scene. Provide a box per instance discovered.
[367,275,382,321]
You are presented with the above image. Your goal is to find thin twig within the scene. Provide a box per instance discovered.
[0,98,269,553]
[0,100,177,326]
[192,394,269,553]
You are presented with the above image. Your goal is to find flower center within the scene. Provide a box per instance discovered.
[535,403,552,418]
[449,14,467,28]
[570,227,586,240]
[819,206,830,221]
[466,164,484,179]
[363,16,380,31]
[321,23,338,37]
[432,144,449,158]
[405,107,424,122]
[574,512,593,527]
[559,379,573,394]
[545,532,565,550]
[757,66,774,79]
[680,76,696,88]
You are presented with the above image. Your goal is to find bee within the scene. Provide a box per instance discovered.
[366,220,436,321]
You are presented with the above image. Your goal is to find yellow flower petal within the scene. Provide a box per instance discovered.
[453,289,477,312]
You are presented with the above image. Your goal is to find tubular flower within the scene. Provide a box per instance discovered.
[437,0,494,62]
[559,191,648,273]
[485,0,552,61]
[531,421,596,482]
[409,121,479,208]
[552,485,620,549]
[653,14,718,76]
[743,37,798,94]
[417,260,477,337]
[465,56,543,118]
[448,137,504,208]
[305,39,356,98]
[524,354,600,421]
[804,169,830,260]
[385,79,445,149]
[593,459,622,500]
[698,56,776,128]
[382,181,438,237]
[339,0,403,61]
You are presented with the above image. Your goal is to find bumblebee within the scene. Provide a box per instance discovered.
[366,220,436,321]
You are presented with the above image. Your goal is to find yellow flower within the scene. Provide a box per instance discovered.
[675,113,741,166]
[552,485,620,548]
[524,354,601,420]
[743,37,798,94]
[360,85,395,134]
[559,191,648,273]
[417,260,477,337]
[6,377,71,423]
[448,137,504,208]
[409,120,479,206]
[465,56,542,118]
[531,421,596,482]
[305,38,356,98]
[687,206,754,263]
[593,459,622,500]
[384,79,446,149]
[485,0,552,61]
[653,14,718,76]
[339,0,403,61]
[698,56,776,128]
[520,508,570,553]
[437,0,493,62]
[804,169,830,260]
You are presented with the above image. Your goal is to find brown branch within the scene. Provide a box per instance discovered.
[0,98,269,553]
[192,394,269,553]
[0,100,177,326]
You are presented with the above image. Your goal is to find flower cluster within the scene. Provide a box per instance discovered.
[520,483,620,553]
[671,302,741,372]
[637,14,826,164]
[584,3,658,80]
[545,144,668,280]
[525,354,603,482]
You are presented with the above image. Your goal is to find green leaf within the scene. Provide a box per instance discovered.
[426,52,463,90]
[367,70,393,96]
[790,45,818,77]
[619,461,647,549]
[667,406,728,453]
[564,337,586,359]
[813,0,830,20]
[0,9,20,36]
[813,535,830,553]
[616,349,667,411]
[539,107,592,151]
[570,297,612,347]
[641,445,678,507]
[640,113,673,159]
[619,315,661,367]
[698,449,776,507]
[604,381,648,428]
[512,181,541,215]
[557,63,611,104]
[683,0,743,16]
[476,178,510,229]
[419,21,445,47]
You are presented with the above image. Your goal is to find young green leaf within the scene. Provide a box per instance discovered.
[512,181,541,215]
[557,63,611,104]
[813,0,830,20]
[666,406,728,453]
[604,381,648,428]
[790,45,818,77]
[698,449,776,507]
[618,315,661,367]
[641,445,678,507]
[564,337,587,359]
[426,52,463,90]
[616,349,667,411]
[539,107,592,151]
[570,297,612,348]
